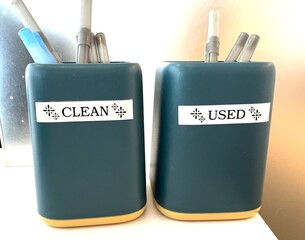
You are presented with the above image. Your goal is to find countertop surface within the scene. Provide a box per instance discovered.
[0,166,277,240]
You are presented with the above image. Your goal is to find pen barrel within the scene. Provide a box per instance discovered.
[209,53,218,62]
[225,32,249,62]
[237,35,260,62]
[88,33,99,63]
[205,36,220,62]
[38,32,62,63]
[207,36,220,52]
[79,0,92,29]
[95,33,110,63]
[77,27,91,64]
[11,0,40,32]
[207,10,219,39]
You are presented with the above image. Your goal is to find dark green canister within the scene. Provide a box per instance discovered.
[151,62,275,220]
[26,63,146,227]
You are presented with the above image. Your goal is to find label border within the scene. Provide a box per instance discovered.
[35,99,134,123]
[178,102,271,126]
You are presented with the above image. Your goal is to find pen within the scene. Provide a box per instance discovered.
[18,28,57,64]
[205,10,220,62]
[89,33,99,63]
[225,32,249,62]
[95,32,110,63]
[77,0,92,64]
[11,0,62,63]
[237,34,260,62]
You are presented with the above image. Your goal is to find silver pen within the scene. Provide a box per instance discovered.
[225,32,249,62]
[237,34,260,62]
[95,33,110,63]
[88,33,99,63]
[77,0,92,64]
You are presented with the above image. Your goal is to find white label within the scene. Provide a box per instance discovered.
[178,103,271,125]
[35,99,133,123]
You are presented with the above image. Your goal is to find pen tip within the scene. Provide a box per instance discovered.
[209,9,219,18]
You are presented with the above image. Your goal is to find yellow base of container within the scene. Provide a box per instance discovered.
[155,201,260,221]
[40,206,146,228]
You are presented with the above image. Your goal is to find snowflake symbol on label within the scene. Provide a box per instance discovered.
[52,112,60,120]
[249,106,256,114]
[198,115,205,123]
[112,103,118,111]
[191,108,202,120]
[251,110,262,121]
[116,106,127,118]
[248,106,262,121]
[43,105,55,116]
[190,108,206,123]
[43,105,60,120]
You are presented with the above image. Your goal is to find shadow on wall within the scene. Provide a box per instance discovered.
[0,2,33,166]
[0,2,75,166]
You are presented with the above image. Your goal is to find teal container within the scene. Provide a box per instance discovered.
[150,62,275,220]
[26,63,146,227]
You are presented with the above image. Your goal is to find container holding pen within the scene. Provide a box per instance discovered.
[26,63,146,227]
[150,61,275,221]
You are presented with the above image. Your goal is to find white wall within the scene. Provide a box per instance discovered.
[2,0,305,238]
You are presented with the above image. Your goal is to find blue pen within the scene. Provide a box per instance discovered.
[18,28,57,64]
[11,0,61,63]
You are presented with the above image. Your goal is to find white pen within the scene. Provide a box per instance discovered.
[225,32,249,62]
[77,0,92,64]
[95,33,110,63]
[237,34,260,62]
[11,0,62,63]
[205,10,220,62]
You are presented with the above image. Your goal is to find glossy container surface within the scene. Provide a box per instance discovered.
[151,62,275,220]
[26,63,146,227]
